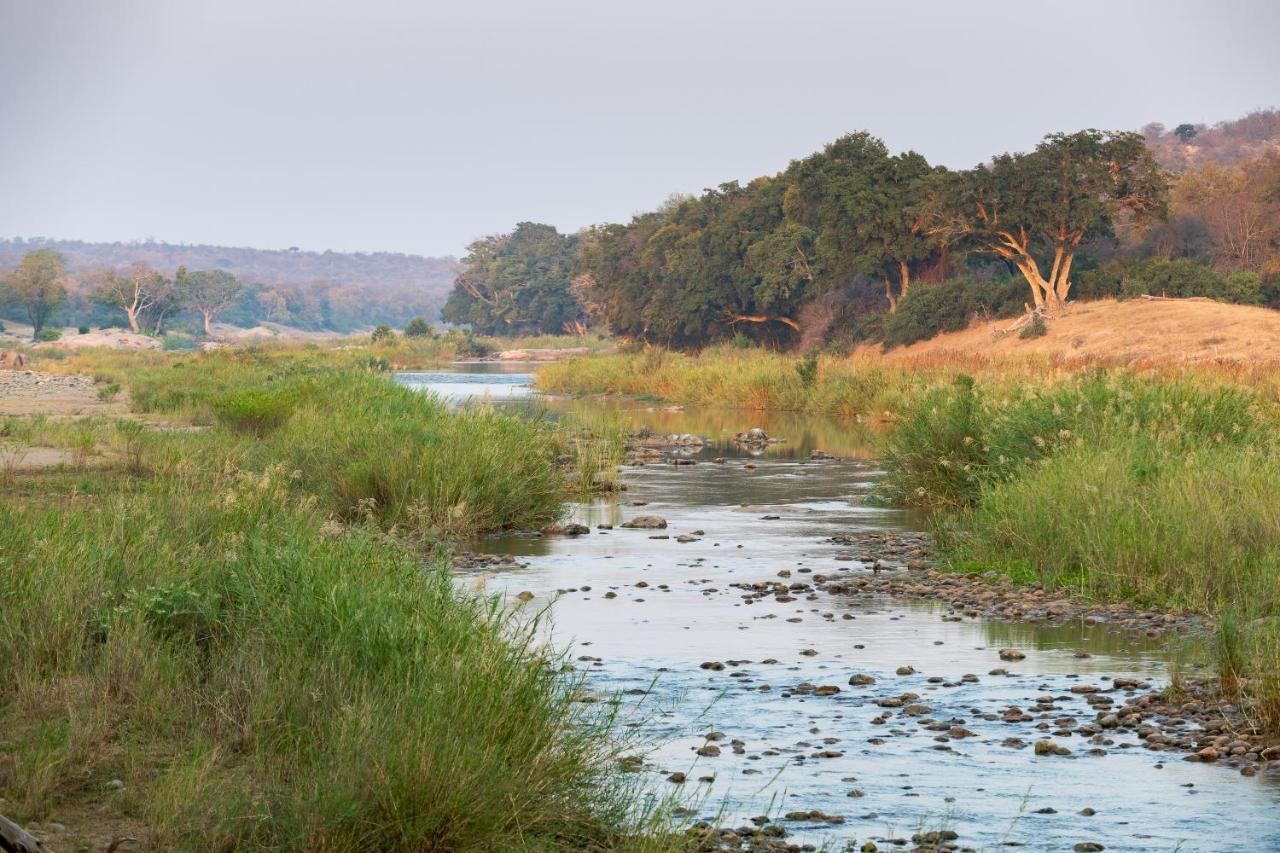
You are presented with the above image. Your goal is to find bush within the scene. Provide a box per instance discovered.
[35,326,62,342]
[882,277,1026,349]
[881,371,1265,509]
[1075,258,1264,305]
[371,324,396,343]
[161,333,199,352]
[78,325,90,335]
[404,316,433,338]
[795,351,819,387]
[1018,314,1047,339]
[211,387,298,434]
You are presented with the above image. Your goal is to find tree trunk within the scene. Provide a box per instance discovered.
[898,261,911,302]
[125,307,140,334]
[884,278,897,313]
[202,310,213,337]
[1054,252,1075,303]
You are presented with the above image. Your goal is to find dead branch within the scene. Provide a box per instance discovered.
[0,814,47,853]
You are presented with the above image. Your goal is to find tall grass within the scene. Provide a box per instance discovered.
[536,346,940,418]
[877,371,1280,730]
[0,469,634,849]
[0,348,652,847]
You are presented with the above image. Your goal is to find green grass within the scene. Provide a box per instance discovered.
[0,349,656,849]
[0,474,635,849]
[541,345,1280,731]
[536,346,938,418]
[879,372,1280,730]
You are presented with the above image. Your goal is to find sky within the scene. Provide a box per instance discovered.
[2,1,1279,259]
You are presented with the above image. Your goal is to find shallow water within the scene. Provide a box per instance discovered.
[398,367,1280,852]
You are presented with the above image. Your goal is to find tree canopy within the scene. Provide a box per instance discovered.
[4,248,67,339]
[442,223,585,335]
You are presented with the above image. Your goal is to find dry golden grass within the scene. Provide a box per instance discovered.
[875,297,1280,367]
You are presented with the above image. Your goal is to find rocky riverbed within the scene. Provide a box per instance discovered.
[404,368,1280,852]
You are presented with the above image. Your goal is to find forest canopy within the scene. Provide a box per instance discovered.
[443,110,1280,351]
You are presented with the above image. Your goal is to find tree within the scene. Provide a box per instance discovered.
[1173,153,1280,270]
[442,223,585,335]
[6,249,67,340]
[181,268,244,336]
[90,262,168,333]
[922,130,1168,310]
[404,316,433,337]
[1174,123,1199,143]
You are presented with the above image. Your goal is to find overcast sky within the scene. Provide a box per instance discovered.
[2,0,1278,258]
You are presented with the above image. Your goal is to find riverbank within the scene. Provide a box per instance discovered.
[0,352,645,850]
[539,348,1280,737]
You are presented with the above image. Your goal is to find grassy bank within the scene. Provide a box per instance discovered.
[0,350,643,849]
[536,346,947,418]
[543,346,1280,730]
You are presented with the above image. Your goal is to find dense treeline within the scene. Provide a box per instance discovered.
[0,238,457,333]
[442,223,585,335]
[449,111,1280,350]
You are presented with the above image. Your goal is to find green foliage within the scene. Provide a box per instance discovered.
[881,371,1265,510]
[795,350,819,386]
[34,326,62,342]
[78,325,90,334]
[443,222,585,336]
[1018,314,1048,339]
[1076,257,1265,304]
[5,249,67,339]
[161,332,199,351]
[370,323,396,343]
[0,463,633,848]
[882,277,1025,349]
[97,382,122,401]
[211,387,298,434]
[404,315,433,337]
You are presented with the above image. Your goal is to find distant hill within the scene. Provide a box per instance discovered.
[0,238,458,331]
[1143,109,1280,171]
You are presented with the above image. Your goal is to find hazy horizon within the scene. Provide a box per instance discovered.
[2,0,1278,258]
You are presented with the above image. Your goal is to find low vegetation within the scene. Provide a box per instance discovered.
[543,345,1280,731]
[0,349,643,849]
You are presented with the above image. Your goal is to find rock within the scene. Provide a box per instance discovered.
[896,665,916,675]
[1073,844,1105,852]
[1034,739,1071,756]
[667,772,686,783]
[515,591,534,602]
[1191,746,1219,762]
[696,744,721,757]
[675,534,699,543]
[541,522,589,536]
[848,673,876,686]
[620,515,667,529]
[999,649,1026,661]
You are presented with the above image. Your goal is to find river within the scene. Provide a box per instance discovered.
[397,364,1280,852]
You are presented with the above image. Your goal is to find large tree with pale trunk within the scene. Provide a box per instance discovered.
[922,130,1168,311]
[180,268,244,336]
[90,262,169,333]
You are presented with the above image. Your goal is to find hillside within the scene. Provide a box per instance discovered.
[880,297,1280,366]
[1143,109,1280,171]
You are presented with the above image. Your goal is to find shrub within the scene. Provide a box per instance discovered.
[883,277,1025,349]
[35,327,62,342]
[795,351,819,387]
[78,325,90,335]
[404,316,433,337]
[97,382,122,401]
[1075,258,1264,305]
[1018,314,1048,339]
[371,324,396,343]
[211,387,298,434]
